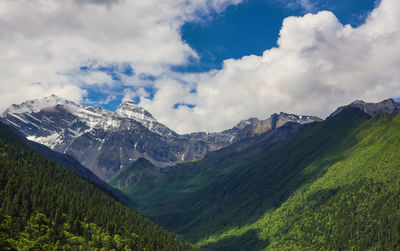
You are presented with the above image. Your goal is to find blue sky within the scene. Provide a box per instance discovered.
[2,0,400,133]
[177,0,377,72]
[82,0,378,111]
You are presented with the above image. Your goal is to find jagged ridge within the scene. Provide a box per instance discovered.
[1,95,320,180]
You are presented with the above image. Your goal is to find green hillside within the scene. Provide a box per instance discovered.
[113,108,400,250]
[197,110,400,250]
[109,158,164,195]
[0,125,194,250]
[110,123,303,233]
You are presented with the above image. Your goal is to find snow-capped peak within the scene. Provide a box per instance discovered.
[2,96,167,136]
[115,101,155,122]
[3,95,77,115]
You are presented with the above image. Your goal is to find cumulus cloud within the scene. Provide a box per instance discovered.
[0,0,242,112]
[139,0,400,133]
[2,0,400,134]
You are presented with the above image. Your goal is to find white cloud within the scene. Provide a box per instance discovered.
[3,0,400,135]
[0,0,242,112]
[139,0,400,133]
[122,87,151,103]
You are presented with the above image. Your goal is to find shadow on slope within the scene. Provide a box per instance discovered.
[200,230,268,251]
[114,108,372,246]
[196,112,400,250]
[0,121,133,205]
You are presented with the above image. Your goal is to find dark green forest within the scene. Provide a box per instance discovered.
[0,125,193,250]
[112,108,400,250]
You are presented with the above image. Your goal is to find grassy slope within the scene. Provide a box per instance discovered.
[113,109,366,236]
[109,158,164,196]
[111,122,301,206]
[198,111,400,250]
[112,123,303,236]
[110,108,400,250]
[181,108,371,244]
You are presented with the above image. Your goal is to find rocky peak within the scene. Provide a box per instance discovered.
[115,101,155,122]
[329,98,400,117]
[277,112,322,127]
[232,112,321,143]
[351,98,395,105]
[382,98,396,104]
[351,100,366,105]
[235,118,259,130]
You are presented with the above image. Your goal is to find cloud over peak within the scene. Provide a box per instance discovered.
[1,0,399,134]
[139,0,400,133]
[0,0,242,112]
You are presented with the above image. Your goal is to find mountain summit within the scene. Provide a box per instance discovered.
[2,96,321,180]
[233,112,322,142]
[116,101,156,122]
[329,98,400,118]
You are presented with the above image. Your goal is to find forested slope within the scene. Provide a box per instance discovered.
[0,125,194,250]
[0,122,131,204]
[198,110,400,250]
[116,108,400,250]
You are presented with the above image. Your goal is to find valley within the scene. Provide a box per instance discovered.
[2,98,400,249]
[2,0,400,249]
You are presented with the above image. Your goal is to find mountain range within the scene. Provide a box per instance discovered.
[1,95,321,180]
[2,96,400,250]
[106,99,400,250]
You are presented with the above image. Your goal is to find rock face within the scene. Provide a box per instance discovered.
[232,112,322,143]
[2,95,321,181]
[329,99,400,118]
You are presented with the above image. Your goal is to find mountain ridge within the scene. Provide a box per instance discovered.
[115,106,400,250]
[329,98,400,118]
[2,95,321,180]
[112,107,371,243]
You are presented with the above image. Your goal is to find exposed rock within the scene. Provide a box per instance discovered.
[329,99,400,118]
[2,95,321,181]
[232,112,322,143]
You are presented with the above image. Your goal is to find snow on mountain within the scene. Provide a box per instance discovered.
[3,95,174,138]
[116,101,155,122]
[1,95,214,179]
[1,95,321,180]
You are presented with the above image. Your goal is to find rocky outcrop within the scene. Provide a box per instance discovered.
[232,112,322,143]
[329,99,400,118]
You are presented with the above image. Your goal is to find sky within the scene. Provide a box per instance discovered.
[1,0,400,133]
